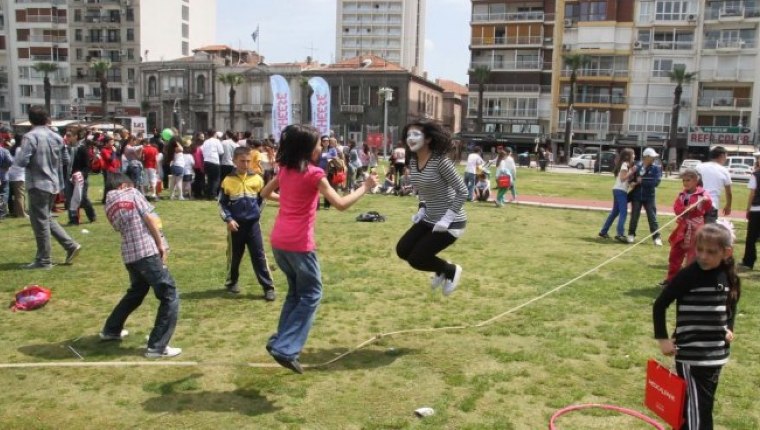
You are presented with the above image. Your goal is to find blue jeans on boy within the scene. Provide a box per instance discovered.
[464,172,476,201]
[628,199,661,240]
[102,254,180,351]
[600,189,628,236]
[267,248,322,361]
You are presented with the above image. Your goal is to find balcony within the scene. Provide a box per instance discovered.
[84,14,121,24]
[24,15,67,24]
[471,36,543,47]
[15,0,67,3]
[559,94,627,105]
[21,35,68,43]
[340,105,364,113]
[560,69,629,80]
[470,59,543,71]
[84,36,121,44]
[638,41,695,51]
[469,108,539,119]
[471,11,551,23]
[699,69,755,81]
[705,5,760,21]
[638,12,699,25]
[29,55,68,62]
[627,96,692,108]
[697,97,752,109]
[239,104,266,113]
[470,84,548,94]
[703,39,755,50]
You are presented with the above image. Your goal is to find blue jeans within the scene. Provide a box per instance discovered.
[267,248,322,360]
[600,189,628,236]
[464,172,476,201]
[628,199,661,240]
[0,179,8,217]
[103,254,180,351]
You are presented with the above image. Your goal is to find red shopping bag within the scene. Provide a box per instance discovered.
[644,358,686,429]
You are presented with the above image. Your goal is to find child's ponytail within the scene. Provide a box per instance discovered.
[721,256,741,314]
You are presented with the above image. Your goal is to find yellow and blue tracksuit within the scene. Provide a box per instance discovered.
[218,170,273,292]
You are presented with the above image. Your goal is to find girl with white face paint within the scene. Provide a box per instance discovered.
[395,121,468,296]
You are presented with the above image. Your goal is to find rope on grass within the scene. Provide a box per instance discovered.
[0,200,703,370]
[549,403,665,430]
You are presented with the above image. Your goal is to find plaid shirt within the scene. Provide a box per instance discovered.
[105,187,162,264]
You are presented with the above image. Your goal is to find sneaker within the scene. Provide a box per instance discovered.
[627,235,635,244]
[264,290,276,302]
[99,329,129,341]
[442,264,463,297]
[614,235,628,244]
[431,272,445,290]
[653,238,663,246]
[21,261,53,270]
[65,244,82,265]
[145,346,182,358]
[225,283,240,294]
[270,353,304,374]
[598,232,610,239]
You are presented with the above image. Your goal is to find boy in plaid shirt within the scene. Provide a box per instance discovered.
[100,172,182,358]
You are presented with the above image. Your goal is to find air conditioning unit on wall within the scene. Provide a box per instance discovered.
[564,19,574,27]
[633,41,643,49]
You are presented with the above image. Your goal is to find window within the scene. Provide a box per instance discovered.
[652,58,673,77]
[77,87,84,98]
[127,68,135,81]
[182,42,189,56]
[126,28,134,41]
[75,29,82,42]
[125,8,134,22]
[20,85,32,97]
[182,23,189,38]
[127,87,135,100]
[148,76,157,96]
[74,9,81,22]
[182,5,189,21]
[655,1,690,21]
[127,49,134,60]
[196,75,205,94]
[109,88,122,102]
[629,111,672,133]
[580,1,607,21]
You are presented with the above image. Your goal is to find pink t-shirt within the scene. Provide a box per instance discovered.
[270,164,325,252]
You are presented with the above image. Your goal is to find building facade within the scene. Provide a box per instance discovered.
[1,0,216,124]
[336,0,426,74]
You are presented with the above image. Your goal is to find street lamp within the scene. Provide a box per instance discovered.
[379,87,394,160]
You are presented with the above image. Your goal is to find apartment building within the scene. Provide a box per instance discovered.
[0,3,9,122]
[336,0,426,74]
[2,0,215,123]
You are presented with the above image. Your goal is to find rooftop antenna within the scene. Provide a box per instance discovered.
[304,42,319,62]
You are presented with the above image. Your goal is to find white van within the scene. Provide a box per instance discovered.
[725,156,756,168]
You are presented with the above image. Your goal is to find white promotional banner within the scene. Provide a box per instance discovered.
[308,77,330,137]
[130,116,147,137]
[269,74,292,142]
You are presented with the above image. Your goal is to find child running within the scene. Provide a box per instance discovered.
[660,168,712,287]
[219,146,275,300]
[260,124,376,373]
[396,120,467,296]
[653,223,740,429]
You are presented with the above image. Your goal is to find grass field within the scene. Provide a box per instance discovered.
[1,169,757,429]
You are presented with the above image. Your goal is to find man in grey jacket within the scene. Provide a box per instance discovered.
[13,106,81,269]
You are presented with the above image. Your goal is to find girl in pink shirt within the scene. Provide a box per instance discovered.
[261,124,376,373]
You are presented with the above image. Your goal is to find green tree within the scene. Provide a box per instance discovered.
[218,73,244,130]
[471,65,491,132]
[562,54,590,157]
[31,62,59,116]
[667,65,697,166]
[90,59,113,120]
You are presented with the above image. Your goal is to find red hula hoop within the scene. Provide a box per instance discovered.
[550,403,665,430]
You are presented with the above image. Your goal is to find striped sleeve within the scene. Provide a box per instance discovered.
[438,157,467,215]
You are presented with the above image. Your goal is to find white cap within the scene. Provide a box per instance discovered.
[643,147,659,158]
[215,131,223,138]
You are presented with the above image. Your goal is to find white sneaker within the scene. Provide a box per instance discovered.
[654,238,663,246]
[431,272,445,290]
[442,264,462,296]
[99,329,128,341]
[145,346,182,358]
[627,235,635,244]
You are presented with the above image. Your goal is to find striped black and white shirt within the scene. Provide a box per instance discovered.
[653,262,737,367]
[410,153,467,234]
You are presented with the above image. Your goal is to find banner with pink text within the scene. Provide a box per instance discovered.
[308,77,331,137]
[269,74,292,142]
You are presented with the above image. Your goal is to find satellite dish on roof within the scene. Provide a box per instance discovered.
[361,58,372,68]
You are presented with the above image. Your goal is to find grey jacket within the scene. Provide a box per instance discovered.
[13,126,68,194]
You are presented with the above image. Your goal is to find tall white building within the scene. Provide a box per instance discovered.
[1,0,216,123]
[336,0,426,74]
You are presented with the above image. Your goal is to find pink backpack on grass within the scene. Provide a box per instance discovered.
[11,285,52,312]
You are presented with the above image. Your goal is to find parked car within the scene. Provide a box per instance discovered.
[728,163,753,182]
[678,159,702,176]
[593,151,617,173]
[569,153,597,170]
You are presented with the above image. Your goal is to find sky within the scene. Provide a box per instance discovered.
[216,0,471,84]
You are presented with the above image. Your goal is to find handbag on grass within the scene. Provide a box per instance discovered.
[644,358,685,429]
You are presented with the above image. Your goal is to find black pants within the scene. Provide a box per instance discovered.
[628,199,661,240]
[192,169,205,199]
[742,211,760,268]
[396,222,458,279]
[225,220,274,292]
[677,362,722,430]
[204,162,221,200]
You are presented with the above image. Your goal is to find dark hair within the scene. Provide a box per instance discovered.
[107,172,133,190]
[709,146,727,160]
[614,148,635,176]
[28,105,49,126]
[233,145,251,159]
[276,124,320,171]
[401,119,451,157]
[696,223,741,315]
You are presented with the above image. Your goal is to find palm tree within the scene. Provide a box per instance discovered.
[90,59,112,120]
[562,54,590,157]
[667,65,697,166]
[471,65,490,132]
[218,73,244,130]
[32,62,59,115]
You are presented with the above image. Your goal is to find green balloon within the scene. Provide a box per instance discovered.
[161,128,174,141]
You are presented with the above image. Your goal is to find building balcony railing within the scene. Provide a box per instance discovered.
[563,41,632,51]
[628,124,671,134]
[83,36,121,43]
[559,95,627,105]
[471,36,543,47]
[637,12,699,24]
[15,0,67,4]
[705,5,760,20]
[468,109,539,118]
[470,60,544,71]
[471,11,552,23]
[469,84,548,94]
[339,105,364,113]
[29,55,68,62]
[635,41,695,51]
[703,39,756,49]
[22,35,68,43]
[23,15,67,24]
[697,97,752,109]
[84,15,121,24]
[698,69,755,81]
[560,69,629,78]
[627,97,692,107]
[559,122,624,133]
